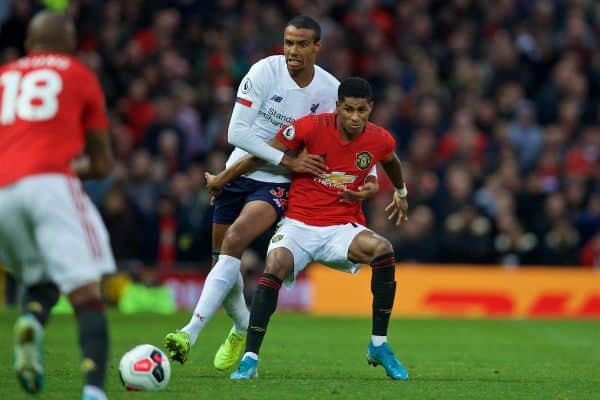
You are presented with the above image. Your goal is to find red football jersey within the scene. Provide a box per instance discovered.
[0,51,108,186]
[277,113,395,226]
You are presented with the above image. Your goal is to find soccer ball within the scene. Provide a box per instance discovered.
[118,344,171,391]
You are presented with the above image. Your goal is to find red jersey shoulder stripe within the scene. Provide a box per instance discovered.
[236,97,253,107]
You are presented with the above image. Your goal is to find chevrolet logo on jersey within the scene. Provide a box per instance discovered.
[356,152,373,170]
[314,172,357,189]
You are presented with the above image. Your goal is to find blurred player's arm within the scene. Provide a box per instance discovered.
[72,130,114,180]
[380,153,409,226]
[74,68,114,180]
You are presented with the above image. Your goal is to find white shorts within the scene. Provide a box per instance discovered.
[267,217,370,286]
[0,174,116,294]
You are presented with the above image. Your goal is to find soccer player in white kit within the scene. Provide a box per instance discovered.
[164,16,379,369]
[0,11,115,400]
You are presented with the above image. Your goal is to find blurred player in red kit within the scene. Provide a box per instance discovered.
[0,10,114,400]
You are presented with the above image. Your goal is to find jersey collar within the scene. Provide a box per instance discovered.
[281,58,317,90]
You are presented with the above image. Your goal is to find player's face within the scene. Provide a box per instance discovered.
[336,97,373,137]
[283,25,320,76]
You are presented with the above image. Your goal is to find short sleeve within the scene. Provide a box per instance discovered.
[382,131,396,161]
[276,115,314,151]
[235,59,270,110]
[81,68,108,131]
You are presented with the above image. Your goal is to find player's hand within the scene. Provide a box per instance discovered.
[205,172,224,203]
[385,191,408,226]
[281,151,327,176]
[338,181,379,203]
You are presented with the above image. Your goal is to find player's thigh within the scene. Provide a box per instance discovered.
[346,230,392,264]
[0,184,45,284]
[266,219,314,284]
[212,185,247,226]
[315,223,372,272]
[26,175,116,294]
[245,181,290,223]
[223,180,290,247]
[220,200,278,255]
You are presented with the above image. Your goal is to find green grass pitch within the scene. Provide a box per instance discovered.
[0,310,598,399]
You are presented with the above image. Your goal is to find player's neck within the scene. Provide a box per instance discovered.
[28,45,70,55]
[337,124,362,143]
[290,66,315,88]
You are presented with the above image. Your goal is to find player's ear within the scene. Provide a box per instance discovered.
[366,101,374,117]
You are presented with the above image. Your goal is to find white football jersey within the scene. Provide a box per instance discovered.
[226,55,339,183]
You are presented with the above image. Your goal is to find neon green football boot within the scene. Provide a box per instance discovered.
[164,330,191,364]
[214,327,246,371]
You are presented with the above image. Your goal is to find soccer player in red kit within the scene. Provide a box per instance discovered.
[0,11,114,400]
[206,77,410,381]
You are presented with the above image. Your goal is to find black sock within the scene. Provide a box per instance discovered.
[23,283,60,326]
[246,273,282,355]
[74,299,109,389]
[371,253,396,337]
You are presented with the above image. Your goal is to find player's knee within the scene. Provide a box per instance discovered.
[67,281,101,308]
[222,225,249,256]
[370,238,394,262]
[265,249,294,280]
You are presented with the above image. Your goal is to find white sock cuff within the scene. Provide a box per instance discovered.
[243,352,258,360]
[371,335,388,347]
[83,385,107,400]
[209,255,242,285]
[217,254,241,265]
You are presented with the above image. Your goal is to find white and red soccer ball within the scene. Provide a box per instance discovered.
[118,344,171,391]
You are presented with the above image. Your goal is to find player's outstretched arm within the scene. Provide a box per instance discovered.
[204,136,287,198]
[205,154,267,198]
[380,153,409,226]
[73,130,114,180]
[206,137,327,199]
[228,103,287,166]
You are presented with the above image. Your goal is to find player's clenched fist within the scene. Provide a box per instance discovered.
[205,172,224,201]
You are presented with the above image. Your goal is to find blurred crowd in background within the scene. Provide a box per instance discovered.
[1,0,599,271]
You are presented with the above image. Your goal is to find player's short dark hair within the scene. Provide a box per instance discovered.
[286,15,321,42]
[338,77,374,102]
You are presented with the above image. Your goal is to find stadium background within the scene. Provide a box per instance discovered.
[0,0,599,314]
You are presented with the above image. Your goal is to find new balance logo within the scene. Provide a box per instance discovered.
[271,95,283,102]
